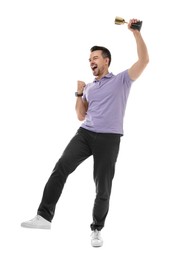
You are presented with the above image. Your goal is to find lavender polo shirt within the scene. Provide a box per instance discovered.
[81,70,133,135]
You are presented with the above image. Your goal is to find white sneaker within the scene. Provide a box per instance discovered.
[91,230,103,247]
[21,215,51,229]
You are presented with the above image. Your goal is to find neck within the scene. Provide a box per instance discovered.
[96,70,109,80]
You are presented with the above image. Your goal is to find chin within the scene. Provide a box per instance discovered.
[93,72,98,77]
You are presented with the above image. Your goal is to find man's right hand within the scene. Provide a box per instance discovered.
[77,81,86,94]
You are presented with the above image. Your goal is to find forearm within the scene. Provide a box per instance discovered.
[75,97,87,121]
[133,31,149,65]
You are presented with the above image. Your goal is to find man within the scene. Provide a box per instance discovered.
[21,19,149,247]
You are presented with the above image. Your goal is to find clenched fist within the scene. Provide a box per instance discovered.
[77,81,86,94]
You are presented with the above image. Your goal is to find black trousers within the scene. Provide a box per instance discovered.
[38,127,121,230]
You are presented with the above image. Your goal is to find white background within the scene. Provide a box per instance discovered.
[0,0,178,259]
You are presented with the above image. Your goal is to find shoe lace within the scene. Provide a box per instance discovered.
[91,230,100,240]
[31,215,41,222]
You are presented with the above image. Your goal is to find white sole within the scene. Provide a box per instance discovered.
[21,224,51,230]
[91,241,103,247]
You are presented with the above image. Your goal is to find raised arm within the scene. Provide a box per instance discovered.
[128,19,149,81]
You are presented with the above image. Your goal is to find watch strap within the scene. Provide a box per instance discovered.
[75,92,83,97]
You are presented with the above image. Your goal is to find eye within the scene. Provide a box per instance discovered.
[93,57,98,60]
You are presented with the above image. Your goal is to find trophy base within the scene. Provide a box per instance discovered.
[130,21,142,31]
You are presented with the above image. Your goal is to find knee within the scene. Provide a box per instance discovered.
[53,156,76,175]
[96,192,110,203]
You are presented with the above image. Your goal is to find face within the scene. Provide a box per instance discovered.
[89,50,109,79]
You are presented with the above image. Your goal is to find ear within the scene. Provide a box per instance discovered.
[105,57,109,66]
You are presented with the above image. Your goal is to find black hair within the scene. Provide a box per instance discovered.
[90,46,111,67]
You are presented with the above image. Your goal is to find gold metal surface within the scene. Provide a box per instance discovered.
[114,16,127,25]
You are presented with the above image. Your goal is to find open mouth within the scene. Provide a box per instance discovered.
[91,64,97,71]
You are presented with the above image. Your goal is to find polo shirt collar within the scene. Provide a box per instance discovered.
[93,72,113,82]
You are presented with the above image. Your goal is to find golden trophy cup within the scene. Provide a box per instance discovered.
[115,16,142,31]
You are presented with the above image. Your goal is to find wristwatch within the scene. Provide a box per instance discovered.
[75,92,83,97]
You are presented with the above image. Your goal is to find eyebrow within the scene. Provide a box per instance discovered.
[89,55,99,62]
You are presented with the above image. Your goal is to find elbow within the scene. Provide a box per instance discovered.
[75,107,87,121]
[77,113,86,121]
[142,56,149,71]
[145,54,150,65]
[78,116,85,121]
[146,57,149,65]
[141,52,149,68]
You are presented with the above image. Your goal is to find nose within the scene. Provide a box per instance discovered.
[90,61,95,67]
